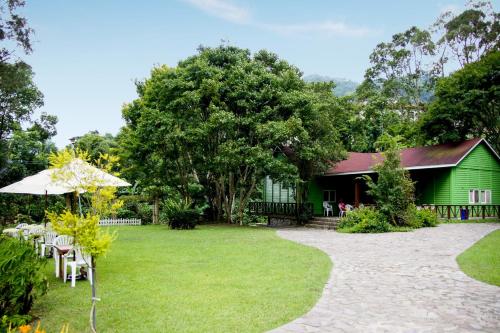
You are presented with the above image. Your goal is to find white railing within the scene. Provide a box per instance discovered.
[99,218,142,226]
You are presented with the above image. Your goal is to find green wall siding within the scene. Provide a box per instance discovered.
[452,143,500,204]
[308,180,324,215]
[263,176,295,203]
[414,168,452,205]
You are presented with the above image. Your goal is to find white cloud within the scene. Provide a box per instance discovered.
[260,20,377,38]
[183,0,377,38]
[183,0,251,24]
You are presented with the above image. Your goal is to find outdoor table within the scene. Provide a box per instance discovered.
[54,245,73,280]
[2,228,21,238]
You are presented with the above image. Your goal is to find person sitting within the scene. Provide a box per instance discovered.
[338,199,346,217]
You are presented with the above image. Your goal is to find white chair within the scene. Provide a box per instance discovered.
[41,231,58,257]
[63,246,92,288]
[323,201,333,216]
[53,235,74,278]
[28,226,45,254]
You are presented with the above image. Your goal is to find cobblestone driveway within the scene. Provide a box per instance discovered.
[271,224,500,333]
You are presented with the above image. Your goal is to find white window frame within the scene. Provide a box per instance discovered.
[323,190,336,203]
[469,189,479,204]
[469,189,492,204]
[481,189,492,204]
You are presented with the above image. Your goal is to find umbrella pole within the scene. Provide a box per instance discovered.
[44,190,48,227]
[78,194,83,217]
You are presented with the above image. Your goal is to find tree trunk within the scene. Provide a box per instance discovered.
[90,257,97,333]
[152,196,160,224]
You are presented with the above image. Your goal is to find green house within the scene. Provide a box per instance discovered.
[262,138,500,218]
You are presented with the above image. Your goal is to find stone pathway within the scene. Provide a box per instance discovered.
[271,223,500,333]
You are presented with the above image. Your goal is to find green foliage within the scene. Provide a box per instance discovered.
[348,1,499,151]
[420,51,500,152]
[121,45,345,224]
[0,61,44,142]
[161,199,199,229]
[337,207,391,233]
[434,2,499,68]
[14,213,34,225]
[71,131,117,163]
[0,237,47,329]
[337,205,436,234]
[0,0,34,62]
[415,207,438,227]
[362,135,415,226]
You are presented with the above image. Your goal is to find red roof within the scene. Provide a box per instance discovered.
[325,138,496,176]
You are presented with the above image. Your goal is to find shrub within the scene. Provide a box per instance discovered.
[137,203,153,225]
[15,214,34,225]
[168,210,199,230]
[0,237,47,330]
[337,207,391,233]
[362,135,415,226]
[415,207,437,227]
[161,200,199,230]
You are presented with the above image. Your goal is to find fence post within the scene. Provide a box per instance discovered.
[482,205,485,220]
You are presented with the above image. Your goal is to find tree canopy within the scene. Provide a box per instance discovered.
[121,45,345,224]
[420,50,499,151]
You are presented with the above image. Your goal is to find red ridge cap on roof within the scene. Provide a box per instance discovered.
[326,138,485,176]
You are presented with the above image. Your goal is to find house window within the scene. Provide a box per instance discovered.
[481,190,491,204]
[469,189,492,204]
[469,189,479,204]
[323,190,336,202]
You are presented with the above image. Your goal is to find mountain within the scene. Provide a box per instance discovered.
[303,74,359,97]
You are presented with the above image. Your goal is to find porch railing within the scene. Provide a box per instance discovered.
[421,204,500,220]
[248,202,314,219]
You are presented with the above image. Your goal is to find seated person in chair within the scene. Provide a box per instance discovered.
[338,199,346,217]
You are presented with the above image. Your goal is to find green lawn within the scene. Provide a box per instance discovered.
[457,229,500,286]
[32,225,331,332]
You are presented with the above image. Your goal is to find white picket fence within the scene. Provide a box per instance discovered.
[99,218,142,226]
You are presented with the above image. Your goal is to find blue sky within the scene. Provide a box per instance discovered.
[20,0,497,147]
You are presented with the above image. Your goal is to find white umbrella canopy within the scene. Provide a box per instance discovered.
[0,169,70,195]
[57,158,131,192]
[0,158,131,195]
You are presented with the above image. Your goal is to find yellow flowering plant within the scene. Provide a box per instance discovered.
[46,149,125,332]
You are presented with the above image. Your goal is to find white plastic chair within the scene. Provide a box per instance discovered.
[28,226,45,254]
[41,231,58,257]
[63,246,92,288]
[53,235,74,277]
[323,201,333,216]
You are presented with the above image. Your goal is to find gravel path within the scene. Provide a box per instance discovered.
[271,223,500,333]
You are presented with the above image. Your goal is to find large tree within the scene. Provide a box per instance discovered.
[122,46,344,224]
[0,61,43,142]
[0,0,34,62]
[433,1,499,71]
[420,51,499,152]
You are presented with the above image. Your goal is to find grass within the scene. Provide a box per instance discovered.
[456,229,500,286]
[32,225,331,332]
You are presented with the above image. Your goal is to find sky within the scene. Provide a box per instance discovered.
[19,0,498,147]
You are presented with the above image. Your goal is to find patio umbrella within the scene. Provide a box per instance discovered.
[0,169,72,195]
[0,158,131,215]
